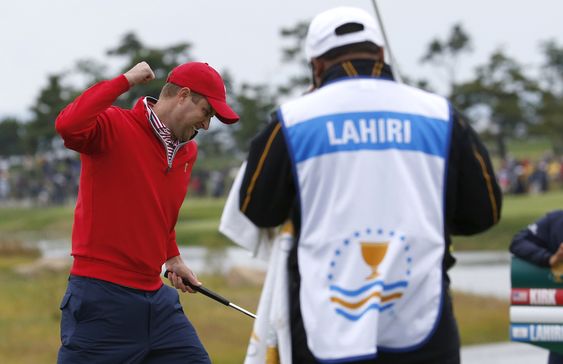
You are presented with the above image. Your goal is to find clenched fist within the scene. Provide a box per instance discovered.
[124,61,155,87]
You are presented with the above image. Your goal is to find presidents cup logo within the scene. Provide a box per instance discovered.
[327,228,411,321]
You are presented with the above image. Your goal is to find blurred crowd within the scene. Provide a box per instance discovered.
[497,154,563,194]
[0,153,80,206]
[1,151,562,207]
[0,153,235,206]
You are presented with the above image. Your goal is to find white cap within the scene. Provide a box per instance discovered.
[305,7,384,61]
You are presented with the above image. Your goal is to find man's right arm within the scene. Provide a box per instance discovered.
[55,62,155,153]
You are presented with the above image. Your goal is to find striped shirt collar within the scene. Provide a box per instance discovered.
[143,96,187,167]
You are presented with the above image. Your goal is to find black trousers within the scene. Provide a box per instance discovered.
[549,351,563,364]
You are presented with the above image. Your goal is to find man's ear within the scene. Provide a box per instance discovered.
[179,87,191,100]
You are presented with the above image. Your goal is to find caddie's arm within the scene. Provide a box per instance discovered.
[239,113,295,227]
[445,110,502,235]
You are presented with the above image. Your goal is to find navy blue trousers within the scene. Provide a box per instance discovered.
[57,276,210,364]
[549,351,563,364]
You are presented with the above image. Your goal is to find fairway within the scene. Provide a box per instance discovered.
[1,191,562,251]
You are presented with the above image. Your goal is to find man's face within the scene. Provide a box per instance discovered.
[170,91,215,141]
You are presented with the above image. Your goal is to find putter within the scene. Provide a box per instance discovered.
[163,270,256,319]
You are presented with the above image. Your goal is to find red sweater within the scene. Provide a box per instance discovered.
[55,75,197,290]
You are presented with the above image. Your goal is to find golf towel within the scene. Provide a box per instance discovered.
[243,230,293,364]
[219,162,272,260]
[219,162,292,364]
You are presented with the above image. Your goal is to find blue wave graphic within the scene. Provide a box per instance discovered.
[335,302,395,321]
[329,280,408,297]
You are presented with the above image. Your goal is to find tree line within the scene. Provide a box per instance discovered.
[0,23,561,166]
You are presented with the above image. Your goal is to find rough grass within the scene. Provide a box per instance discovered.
[0,263,256,364]
[453,292,510,346]
[0,254,510,363]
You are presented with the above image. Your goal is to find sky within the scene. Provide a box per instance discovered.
[0,0,560,118]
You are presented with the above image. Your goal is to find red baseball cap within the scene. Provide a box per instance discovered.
[166,62,239,124]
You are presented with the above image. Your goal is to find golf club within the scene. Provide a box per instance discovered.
[163,270,256,319]
[370,0,403,83]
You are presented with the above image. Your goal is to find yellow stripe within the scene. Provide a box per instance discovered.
[266,347,280,364]
[371,61,383,77]
[341,62,354,76]
[347,61,359,76]
[342,61,358,76]
[347,61,358,76]
[241,123,282,213]
[281,221,294,235]
[330,292,403,309]
[472,147,499,224]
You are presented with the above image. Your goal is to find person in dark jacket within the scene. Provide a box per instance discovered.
[510,210,563,364]
[239,6,502,364]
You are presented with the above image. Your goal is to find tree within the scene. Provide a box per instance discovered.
[277,21,311,96]
[231,83,277,154]
[106,32,193,108]
[420,23,472,95]
[25,74,77,153]
[17,33,197,154]
[0,118,24,156]
[539,40,563,95]
[531,40,563,153]
[452,49,539,159]
[74,59,109,86]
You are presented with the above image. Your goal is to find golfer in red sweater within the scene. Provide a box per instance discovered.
[55,61,239,363]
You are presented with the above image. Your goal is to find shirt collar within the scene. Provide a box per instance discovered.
[143,96,198,143]
[320,60,395,87]
[143,97,175,138]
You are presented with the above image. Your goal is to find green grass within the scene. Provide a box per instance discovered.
[0,197,232,248]
[453,189,563,251]
[506,137,553,160]
[175,197,232,247]
[485,137,553,166]
[0,205,74,242]
[3,190,562,252]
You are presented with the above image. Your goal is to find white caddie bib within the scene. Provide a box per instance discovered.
[278,77,452,362]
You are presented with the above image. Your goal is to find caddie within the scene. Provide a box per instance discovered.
[239,6,502,364]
